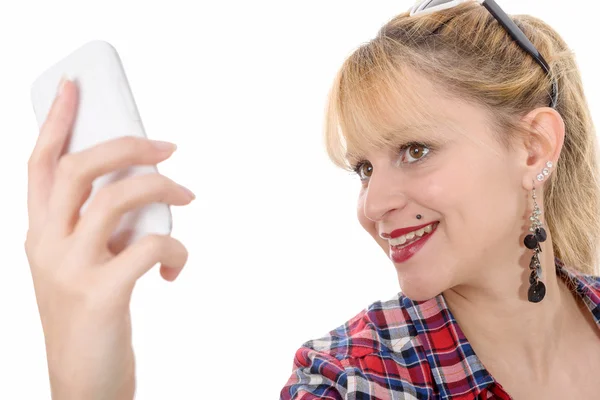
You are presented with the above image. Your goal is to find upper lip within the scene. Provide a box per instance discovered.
[380,221,437,239]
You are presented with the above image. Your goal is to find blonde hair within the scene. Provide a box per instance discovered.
[324,2,600,275]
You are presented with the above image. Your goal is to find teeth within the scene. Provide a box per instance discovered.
[389,222,437,247]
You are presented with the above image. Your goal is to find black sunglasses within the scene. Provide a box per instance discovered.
[409,0,558,108]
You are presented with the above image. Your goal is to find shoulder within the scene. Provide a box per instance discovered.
[280,293,433,399]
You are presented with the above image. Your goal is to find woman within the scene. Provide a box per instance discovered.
[25,1,599,400]
[280,0,600,399]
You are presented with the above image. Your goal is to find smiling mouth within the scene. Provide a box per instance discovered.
[389,222,439,248]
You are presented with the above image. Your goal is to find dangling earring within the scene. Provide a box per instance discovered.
[523,161,553,303]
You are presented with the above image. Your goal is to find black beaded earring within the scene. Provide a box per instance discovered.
[523,161,553,303]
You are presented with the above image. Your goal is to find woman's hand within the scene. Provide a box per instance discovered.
[25,78,194,399]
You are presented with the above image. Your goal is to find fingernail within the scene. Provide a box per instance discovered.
[151,140,177,152]
[56,75,71,96]
[179,184,196,200]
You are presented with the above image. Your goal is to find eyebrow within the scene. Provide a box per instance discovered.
[344,122,444,161]
[383,122,439,141]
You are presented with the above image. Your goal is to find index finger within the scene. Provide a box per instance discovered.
[27,77,78,232]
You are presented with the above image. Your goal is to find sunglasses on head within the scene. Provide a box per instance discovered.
[409,0,558,108]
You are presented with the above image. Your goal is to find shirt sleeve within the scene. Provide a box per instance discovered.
[279,346,347,400]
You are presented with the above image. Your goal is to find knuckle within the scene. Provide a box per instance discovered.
[24,241,36,265]
[148,174,173,202]
[25,232,49,269]
[56,153,80,181]
[27,152,41,170]
[24,237,35,260]
[176,243,189,264]
[88,173,173,215]
[28,150,51,174]
[117,135,143,152]
[131,173,172,202]
[151,173,173,190]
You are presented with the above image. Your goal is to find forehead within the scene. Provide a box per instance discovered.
[340,69,483,162]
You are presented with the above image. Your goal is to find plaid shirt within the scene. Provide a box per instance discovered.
[280,257,600,399]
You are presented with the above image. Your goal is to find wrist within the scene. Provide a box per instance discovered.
[49,373,135,400]
[48,356,136,400]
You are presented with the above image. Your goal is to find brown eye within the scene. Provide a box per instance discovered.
[402,143,430,163]
[356,162,373,180]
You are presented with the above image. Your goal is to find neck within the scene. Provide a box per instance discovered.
[442,238,583,382]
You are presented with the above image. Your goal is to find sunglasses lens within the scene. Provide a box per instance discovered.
[411,0,466,16]
[424,0,455,8]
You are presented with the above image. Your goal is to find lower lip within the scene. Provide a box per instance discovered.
[389,223,438,264]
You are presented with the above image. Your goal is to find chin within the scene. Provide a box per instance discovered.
[395,268,447,302]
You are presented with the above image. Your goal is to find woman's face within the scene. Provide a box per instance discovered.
[354,76,529,301]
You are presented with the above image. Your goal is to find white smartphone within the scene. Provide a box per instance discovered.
[30,40,172,249]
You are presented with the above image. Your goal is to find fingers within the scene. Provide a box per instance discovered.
[109,234,188,285]
[46,136,177,237]
[74,172,194,248]
[28,78,78,233]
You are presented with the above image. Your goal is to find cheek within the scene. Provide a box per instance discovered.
[430,156,519,251]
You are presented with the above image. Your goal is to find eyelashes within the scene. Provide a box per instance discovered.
[351,142,433,181]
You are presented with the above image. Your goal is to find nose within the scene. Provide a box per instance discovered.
[362,165,409,222]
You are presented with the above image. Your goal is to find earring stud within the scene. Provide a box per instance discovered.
[537,161,553,181]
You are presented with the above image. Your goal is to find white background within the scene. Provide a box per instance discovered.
[1,0,598,398]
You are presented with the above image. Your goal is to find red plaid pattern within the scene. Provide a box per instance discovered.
[280,257,600,399]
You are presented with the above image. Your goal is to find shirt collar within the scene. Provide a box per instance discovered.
[400,257,600,399]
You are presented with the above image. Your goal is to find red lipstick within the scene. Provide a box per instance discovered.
[381,222,437,239]
[389,222,438,263]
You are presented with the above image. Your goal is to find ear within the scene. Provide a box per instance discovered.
[519,107,565,191]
